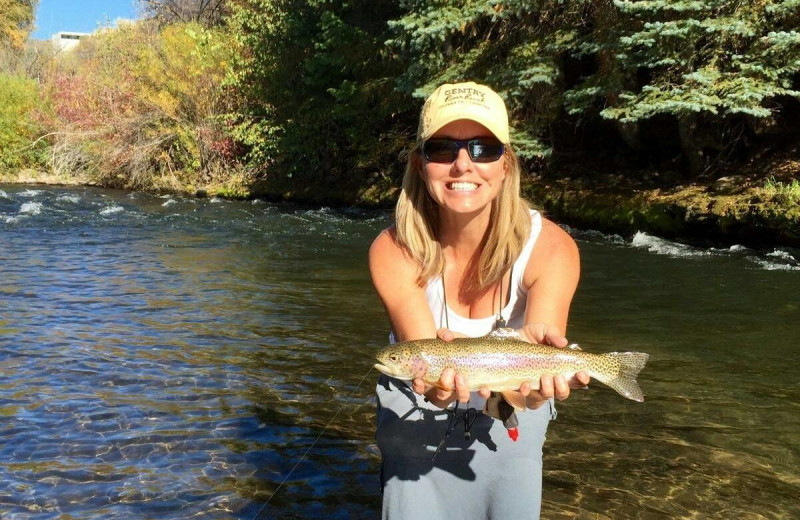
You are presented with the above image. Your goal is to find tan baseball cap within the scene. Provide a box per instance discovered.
[417,81,510,144]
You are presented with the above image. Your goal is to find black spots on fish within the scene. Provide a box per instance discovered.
[597,352,650,402]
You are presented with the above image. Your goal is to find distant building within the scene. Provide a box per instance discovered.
[51,31,90,52]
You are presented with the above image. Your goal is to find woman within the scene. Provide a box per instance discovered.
[369,81,590,519]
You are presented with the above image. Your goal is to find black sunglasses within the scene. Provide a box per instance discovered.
[422,138,505,164]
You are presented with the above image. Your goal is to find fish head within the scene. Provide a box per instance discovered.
[374,343,429,381]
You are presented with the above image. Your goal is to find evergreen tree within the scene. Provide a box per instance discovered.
[569,0,800,173]
[228,0,800,195]
[386,0,596,159]
[386,0,800,174]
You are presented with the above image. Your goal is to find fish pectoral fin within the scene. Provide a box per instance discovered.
[500,390,527,411]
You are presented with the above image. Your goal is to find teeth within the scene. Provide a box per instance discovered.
[449,182,478,191]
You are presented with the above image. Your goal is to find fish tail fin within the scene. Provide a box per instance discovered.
[594,352,649,402]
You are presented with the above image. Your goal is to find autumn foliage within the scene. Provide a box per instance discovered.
[43,20,240,192]
[4,0,799,201]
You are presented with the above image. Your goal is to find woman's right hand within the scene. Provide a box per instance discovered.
[411,328,480,408]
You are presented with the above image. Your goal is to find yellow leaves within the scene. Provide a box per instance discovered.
[42,19,243,186]
[127,22,235,120]
[154,90,180,120]
[0,0,35,51]
[4,28,26,50]
[57,21,237,123]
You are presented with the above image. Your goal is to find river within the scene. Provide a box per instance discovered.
[1,185,798,519]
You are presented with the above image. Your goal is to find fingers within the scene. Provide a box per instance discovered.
[432,368,456,402]
[538,374,555,399]
[416,371,590,410]
[414,368,471,407]
[553,375,571,399]
[544,330,568,348]
[535,375,571,401]
[430,369,464,402]
[414,371,584,407]
[518,324,567,347]
[436,328,455,341]
[453,373,470,403]
[570,370,591,389]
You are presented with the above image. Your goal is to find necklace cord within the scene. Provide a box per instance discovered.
[441,265,513,332]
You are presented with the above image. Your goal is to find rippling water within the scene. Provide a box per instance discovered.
[1,185,798,519]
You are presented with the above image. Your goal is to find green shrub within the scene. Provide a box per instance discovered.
[0,73,49,171]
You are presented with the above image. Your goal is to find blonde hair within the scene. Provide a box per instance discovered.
[394,143,532,292]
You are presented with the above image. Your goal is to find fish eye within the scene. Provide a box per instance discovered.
[389,354,399,361]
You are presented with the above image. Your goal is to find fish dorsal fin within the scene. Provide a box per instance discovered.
[485,328,523,340]
[567,343,582,351]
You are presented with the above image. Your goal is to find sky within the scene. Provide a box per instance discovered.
[32,0,141,40]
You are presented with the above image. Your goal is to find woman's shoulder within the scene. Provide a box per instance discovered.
[538,216,577,251]
[522,216,580,286]
[369,227,420,280]
[370,226,403,261]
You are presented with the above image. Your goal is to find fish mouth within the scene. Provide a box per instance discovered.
[373,363,412,380]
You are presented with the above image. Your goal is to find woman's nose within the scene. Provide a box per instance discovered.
[452,147,473,173]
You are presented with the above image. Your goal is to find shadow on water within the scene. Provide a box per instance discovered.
[215,345,381,519]
[1,185,798,519]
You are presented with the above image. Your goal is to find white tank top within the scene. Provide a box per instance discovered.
[426,210,542,337]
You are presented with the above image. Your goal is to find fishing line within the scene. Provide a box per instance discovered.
[251,365,375,520]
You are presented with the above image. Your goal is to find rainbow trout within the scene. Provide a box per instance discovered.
[374,329,649,408]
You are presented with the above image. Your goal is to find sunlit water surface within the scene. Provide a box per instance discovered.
[1,185,798,519]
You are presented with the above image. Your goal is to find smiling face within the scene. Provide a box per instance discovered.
[420,119,507,217]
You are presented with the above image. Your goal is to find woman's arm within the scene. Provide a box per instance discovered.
[369,228,471,407]
[369,228,437,341]
[517,218,589,408]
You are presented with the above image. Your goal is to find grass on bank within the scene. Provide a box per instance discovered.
[762,176,800,203]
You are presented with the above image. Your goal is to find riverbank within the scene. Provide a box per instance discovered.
[524,173,800,249]
[4,158,799,249]
[523,150,800,248]
[0,168,90,187]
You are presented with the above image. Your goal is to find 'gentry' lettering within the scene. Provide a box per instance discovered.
[444,88,485,103]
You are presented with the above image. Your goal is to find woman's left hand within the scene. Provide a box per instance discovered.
[514,323,591,408]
